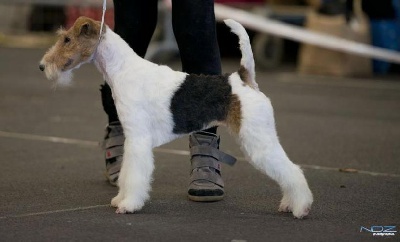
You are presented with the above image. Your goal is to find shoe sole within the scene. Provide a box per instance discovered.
[188,194,224,202]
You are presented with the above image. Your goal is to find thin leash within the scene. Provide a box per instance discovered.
[93,0,107,61]
[99,0,107,40]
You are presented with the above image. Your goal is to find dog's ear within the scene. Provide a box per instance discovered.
[79,22,92,36]
[74,17,101,38]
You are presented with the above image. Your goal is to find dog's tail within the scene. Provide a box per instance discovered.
[224,19,258,90]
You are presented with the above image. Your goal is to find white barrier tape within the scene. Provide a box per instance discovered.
[215,4,400,64]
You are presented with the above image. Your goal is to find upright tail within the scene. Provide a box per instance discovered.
[224,19,258,90]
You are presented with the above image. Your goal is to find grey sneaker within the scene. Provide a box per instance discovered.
[188,132,236,202]
[102,121,124,186]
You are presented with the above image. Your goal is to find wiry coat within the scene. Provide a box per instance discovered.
[40,17,313,218]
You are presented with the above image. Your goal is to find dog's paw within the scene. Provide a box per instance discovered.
[278,204,292,213]
[279,200,311,219]
[115,206,134,214]
[278,195,292,213]
[279,189,313,219]
[115,198,144,214]
[291,189,313,219]
[111,194,124,208]
[292,205,311,219]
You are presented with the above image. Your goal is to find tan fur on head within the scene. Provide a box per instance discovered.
[39,16,105,86]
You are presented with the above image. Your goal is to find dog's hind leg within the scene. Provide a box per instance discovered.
[113,136,154,214]
[239,132,313,218]
[235,102,313,218]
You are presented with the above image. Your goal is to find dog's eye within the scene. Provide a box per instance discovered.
[64,37,71,44]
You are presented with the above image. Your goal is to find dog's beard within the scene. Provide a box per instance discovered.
[57,70,73,87]
[44,64,73,87]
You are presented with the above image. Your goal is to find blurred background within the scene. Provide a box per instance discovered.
[0,0,399,76]
[1,2,399,240]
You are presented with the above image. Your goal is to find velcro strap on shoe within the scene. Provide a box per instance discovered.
[190,169,224,187]
[190,146,237,166]
[108,125,123,137]
[191,159,221,171]
[103,135,125,149]
[105,146,124,159]
[106,156,123,175]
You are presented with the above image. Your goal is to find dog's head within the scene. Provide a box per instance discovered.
[39,16,104,86]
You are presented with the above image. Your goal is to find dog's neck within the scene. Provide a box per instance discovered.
[93,27,146,87]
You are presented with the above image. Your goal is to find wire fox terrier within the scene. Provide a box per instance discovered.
[39,16,313,218]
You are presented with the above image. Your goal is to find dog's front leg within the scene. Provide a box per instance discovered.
[113,136,154,214]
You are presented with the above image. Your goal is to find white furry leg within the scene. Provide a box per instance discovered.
[112,137,154,214]
[275,160,313,219]
[239,133,313,219]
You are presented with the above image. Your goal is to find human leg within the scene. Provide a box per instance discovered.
[172,0,226,201]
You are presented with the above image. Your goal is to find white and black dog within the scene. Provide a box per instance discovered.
[39,16,313,218]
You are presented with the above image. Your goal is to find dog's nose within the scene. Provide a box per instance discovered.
[39,64,45,71]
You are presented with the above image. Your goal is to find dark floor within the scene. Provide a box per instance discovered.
[0,48,399,241]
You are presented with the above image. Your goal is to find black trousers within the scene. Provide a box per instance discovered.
[101,0,221,134]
